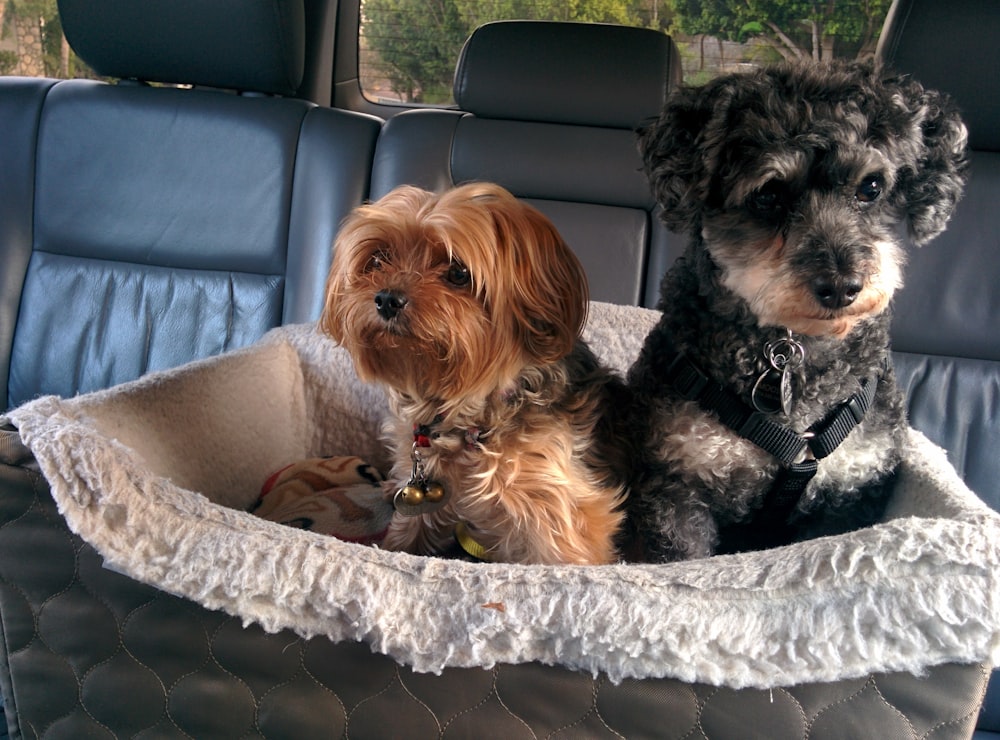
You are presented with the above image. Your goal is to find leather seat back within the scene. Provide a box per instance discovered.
[878,0,1000,507]
[878,2,1000,733]
[369,20,684,307]
[0,0,381,410]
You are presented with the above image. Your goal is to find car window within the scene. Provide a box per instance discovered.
[3,1,892,96]
[359,0,893,105]
[0,0,94,78]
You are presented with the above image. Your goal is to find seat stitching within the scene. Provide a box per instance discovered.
[297,639,348,719]
[548,675,625,740]
[393,664,444,738]
[449,666,534,739]
[343,662,409,739]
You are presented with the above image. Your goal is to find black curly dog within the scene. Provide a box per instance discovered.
[625,61,968,561]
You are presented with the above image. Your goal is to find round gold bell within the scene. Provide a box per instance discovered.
[423,481,446,502]
[398,484,425,505]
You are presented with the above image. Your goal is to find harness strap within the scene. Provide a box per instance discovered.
[661,350,881,520]
[665,353,878,461]
[808,374,879,459]
[672,355,806,465]
[768,460,820,509]
[731,459,822,550]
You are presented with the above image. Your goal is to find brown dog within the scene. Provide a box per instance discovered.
[321,183,628,564]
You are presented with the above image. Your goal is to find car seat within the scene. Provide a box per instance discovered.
[369,20,684,307]
[0,0,380,411]
[878,1,1000,735]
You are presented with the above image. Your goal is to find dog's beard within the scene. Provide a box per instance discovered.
[334,286,529,408]
[349,320,450,395]
[708,228,904,339]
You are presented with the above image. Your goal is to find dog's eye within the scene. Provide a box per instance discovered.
[855,175,884,204]
[364,249,389,272]
[748,181,788,216]
[445,260,471,287]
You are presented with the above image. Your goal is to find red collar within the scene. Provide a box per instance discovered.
[413,417,482,450]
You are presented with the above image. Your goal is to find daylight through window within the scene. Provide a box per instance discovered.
[359,0,892,105]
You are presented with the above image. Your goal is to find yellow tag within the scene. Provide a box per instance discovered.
[455,521,491,561]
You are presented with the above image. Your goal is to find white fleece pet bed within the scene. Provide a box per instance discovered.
[5,302,1000,689]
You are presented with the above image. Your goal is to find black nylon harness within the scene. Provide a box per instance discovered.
[661,350,881,525]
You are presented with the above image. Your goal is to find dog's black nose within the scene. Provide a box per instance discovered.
[812,274,863,309]
[374,289,407,320]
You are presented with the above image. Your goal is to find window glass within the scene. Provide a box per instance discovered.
[0,1,95,78]
[359,0,893,105]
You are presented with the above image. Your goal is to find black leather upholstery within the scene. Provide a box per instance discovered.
[0,2,379,411]
[0,78,57,417]
[454,20,676,128]
[878,0,1000,153]
[878,0,1000,735]
[58,0,307,95]
[889,152,1000,502]
[370,21,686,308]
[880,0,1000,529]
[4,82,378,407]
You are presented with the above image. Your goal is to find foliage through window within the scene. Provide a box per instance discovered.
[0,0,93,78]
[360,0,892,105]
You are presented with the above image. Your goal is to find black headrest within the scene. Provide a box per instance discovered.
[57,0,306,95]
[878,0,1000,152]
[454,21,680,129]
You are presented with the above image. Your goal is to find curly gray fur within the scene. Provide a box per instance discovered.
[625,60,968,562]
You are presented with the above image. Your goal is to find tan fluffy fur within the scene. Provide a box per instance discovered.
[321,183,627,565]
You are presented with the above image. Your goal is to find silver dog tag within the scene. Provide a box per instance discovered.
[779,365,797,416]
[751,368,784,414]
[752,332,804,416]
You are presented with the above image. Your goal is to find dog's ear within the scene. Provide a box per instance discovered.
[320,238,350,344]
[437,184,588,365]
[882,75,969,245]
[497,203,588,365]
[636,81,736,233]
[513,226,589,365]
